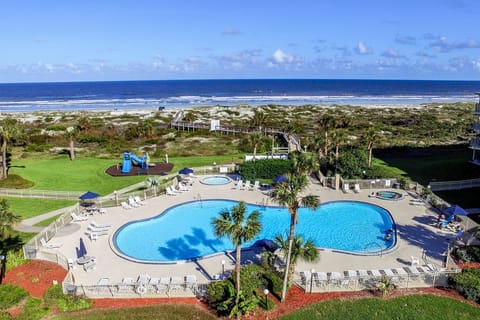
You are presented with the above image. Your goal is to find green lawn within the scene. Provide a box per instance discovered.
[4,198,76,220]
[50,304,216,320]
[279,295,480,320]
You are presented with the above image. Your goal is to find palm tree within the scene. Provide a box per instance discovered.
[212,201,262,311]
[248,133,263,161]
[64,127,79,161]
[363,127,379,168]
[0,118,22,180]
[145,176,160,196]
[251,109,266,130]
[319,114,337,157]
[331,129,348,162]
[0,199,20,240]
[274,234,318,280]
[271,168,320,302]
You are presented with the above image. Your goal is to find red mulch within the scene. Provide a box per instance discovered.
[105,162,173,177]
[4,260,67,298]
[4,260,479,319]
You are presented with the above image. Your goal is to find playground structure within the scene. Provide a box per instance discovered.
[121,152,149,174]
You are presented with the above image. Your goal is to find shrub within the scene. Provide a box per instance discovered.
[450,268,480,302]
[0,284,28,309]
[17,297,50,320]
[44,285,92,312]
[239,159,291,181]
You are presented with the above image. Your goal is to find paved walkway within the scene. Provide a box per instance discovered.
[35,176,457,297]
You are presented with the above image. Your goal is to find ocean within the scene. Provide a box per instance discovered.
[0,79,479,113]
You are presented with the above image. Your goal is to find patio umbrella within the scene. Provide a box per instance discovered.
[79,191,100,201]
[178,167,194,175]
[273,175,288,183]
[79,238,87,258]
[443,205,469,216]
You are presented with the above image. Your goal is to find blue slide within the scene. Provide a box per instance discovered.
[121,152,148,173]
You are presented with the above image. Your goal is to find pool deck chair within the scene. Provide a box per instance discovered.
[343,183,350,193]
[90,221,112,229]
[250,180,260,191]
[385,179,391,188]
[166,186,177,196]
[411,256,420,266]
[121,202,132,209]
[71,212,88,222]
[354,183,361,193]
[40,238,63,249]
[134,196,146,205]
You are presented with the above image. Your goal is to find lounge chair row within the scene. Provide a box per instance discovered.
[107,274,197,295]
[300,264,441,289]
[121,196,145,209]
[85,220,112,241]
[232,180,259,191]
[342,183,361,193]
[166,183,191,196]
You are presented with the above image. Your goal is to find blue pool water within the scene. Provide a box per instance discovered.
[113,200,395,262]
[200,176,231,185]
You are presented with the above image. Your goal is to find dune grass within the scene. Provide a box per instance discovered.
[279,295,480,320]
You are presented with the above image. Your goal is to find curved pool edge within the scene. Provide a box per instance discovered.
[200,175,232,185]
[110,199,398,264]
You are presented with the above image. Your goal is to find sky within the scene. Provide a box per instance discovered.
[1,0,480,82]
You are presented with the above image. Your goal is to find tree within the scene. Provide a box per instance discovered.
[274,234,319,280]
[212,201,261,315]
[248,133,263,161]
[363,127,379,168]
[270,152,320,302]
[145,176,160,196]
[331,129,348,162]
[0,199,20,240]
[319,114,337,157]
[0,118,22,180]
[64,127,79,161]
[251,109,267,130]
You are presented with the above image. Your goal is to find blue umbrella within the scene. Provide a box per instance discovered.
[79,238,87,258]
[444,205,469,216]
[178,167,194,175]
[273,175,288,183]
[79,191,100,201]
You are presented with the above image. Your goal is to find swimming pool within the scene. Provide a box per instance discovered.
[200,176,231,185]
[113,200,396,262]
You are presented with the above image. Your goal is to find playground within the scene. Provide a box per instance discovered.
[106,152,174,177]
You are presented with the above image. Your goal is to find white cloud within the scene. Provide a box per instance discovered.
[355,41,373,55]
[273,49,294,64]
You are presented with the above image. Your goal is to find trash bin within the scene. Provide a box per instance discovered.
[25,247,37,259]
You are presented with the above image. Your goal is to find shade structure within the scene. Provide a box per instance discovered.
[79,191,100,201]
[273,175,288,183]
[444,205,469,216]
[178,167,194,175]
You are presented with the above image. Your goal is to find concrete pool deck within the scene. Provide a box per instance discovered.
[40,176,458,296]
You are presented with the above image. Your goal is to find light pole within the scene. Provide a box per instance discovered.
[263,288,269,309]
[221,260,225,279]
[310,268,315,293]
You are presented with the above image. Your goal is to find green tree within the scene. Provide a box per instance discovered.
[274,234,319,280]
[251,109,267,129]
[64,127,79,161]
[0,199,20,240]
[145,176,160,196]
[319,114,337,157]
[212,201,261,314]
[248,133,264,161]
[0,118,22,180]
[270,152,320,302]
[363,127,379,168]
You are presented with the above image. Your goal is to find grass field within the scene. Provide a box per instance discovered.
[6,198,76,220]
[279,295,480,320]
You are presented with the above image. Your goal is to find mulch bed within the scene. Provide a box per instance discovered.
[4,260,478,319]
[105,162,174,177]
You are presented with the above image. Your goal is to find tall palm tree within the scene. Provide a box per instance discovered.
[0,118,22,180]
[331,129,348,162]
[271,170,320,302]
[248,133,263,161]
[212,201,261,310]
[319,114,337,157]
[274,234,319,279]
[363,127,379,168]
[0,199,20,240]
[251,109,267,130]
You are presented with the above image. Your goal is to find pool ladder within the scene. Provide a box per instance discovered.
[194,193,203,207]
[364,241,384,257]
[257,198,268,210]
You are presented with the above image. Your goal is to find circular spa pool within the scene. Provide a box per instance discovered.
[375,190,404,201]
[200,176,231,185]
[113,200,396,262]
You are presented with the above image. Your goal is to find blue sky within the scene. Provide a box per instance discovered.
[1,0,480,82]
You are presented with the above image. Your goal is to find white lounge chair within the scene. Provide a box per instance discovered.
[232,179,243,190]
[169,276,183,291]
[158,277,171,292]
[354,183,361,193]
[118,277,134,292]
[71,212,88,222]
[128,197,141,208]
[249,181,259,191]
[87,225,109,233]
[121,201,132,209]
[40,238,63,249]
[185,275,197,290]
[85,230,108,241]
[147,277,160,293]
[411,256,420,266]
[385,179,391,188]
[90,221,111,229]
[343,183,350,193]
[166,186,177,196]
[98,208,107,214]
[134,196,145,205]
[137,274,150,285]
[242,180,251,190]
